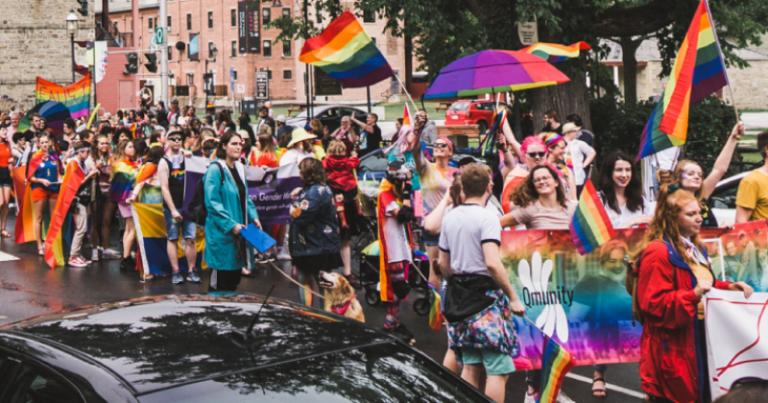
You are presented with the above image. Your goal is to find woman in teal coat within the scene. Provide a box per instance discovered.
[204,131,261,291]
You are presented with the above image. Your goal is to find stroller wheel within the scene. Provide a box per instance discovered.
[365,290,381,307]
[414,298,430,316]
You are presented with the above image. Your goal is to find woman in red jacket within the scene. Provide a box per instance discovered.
[634,185,753,403]
[323,140,361,288]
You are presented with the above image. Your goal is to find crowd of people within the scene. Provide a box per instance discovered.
[0,100,765,403]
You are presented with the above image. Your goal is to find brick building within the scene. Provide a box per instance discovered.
[0,0,95,111]
[96,0,412,112]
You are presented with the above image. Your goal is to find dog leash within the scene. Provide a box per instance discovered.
[267,262,326,300]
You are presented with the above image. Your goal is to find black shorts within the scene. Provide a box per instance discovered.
[333,188,361,241]
[293,252,343,276]
[0,167,12,188]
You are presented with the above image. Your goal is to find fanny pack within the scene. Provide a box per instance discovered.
[443,274,499,323]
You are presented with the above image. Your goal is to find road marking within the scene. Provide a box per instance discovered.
[565,372,646,399]
[0,251,19,262]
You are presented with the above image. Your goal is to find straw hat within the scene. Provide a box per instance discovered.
[561,123,579,134]
[287,128,317,148]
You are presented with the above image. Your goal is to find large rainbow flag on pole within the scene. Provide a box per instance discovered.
[636,0,729,160]
[521,42,591,63]
[299,10,394,88]
[44,160,86,268]
[537,335,576,403]
[569,179,616,255]
[36,74,91,119]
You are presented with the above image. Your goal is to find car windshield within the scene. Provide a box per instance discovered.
[448,103,469,111]
[359,151,389,173]
[140,343,486,403]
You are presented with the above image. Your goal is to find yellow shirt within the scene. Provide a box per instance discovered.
[690,262,714,319]
[736,170,768,221]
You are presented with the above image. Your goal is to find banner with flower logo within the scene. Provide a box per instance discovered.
[501,221,768,369]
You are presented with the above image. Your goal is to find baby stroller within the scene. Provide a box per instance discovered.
[359,241,432,315]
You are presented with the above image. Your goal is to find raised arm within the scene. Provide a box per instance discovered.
[501,118,522,161]
[702,122,744,199]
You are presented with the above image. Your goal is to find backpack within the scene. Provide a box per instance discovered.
[188,161,224,226]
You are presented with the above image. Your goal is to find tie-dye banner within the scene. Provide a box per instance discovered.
[36,75,91,119]
[503,221,768,370]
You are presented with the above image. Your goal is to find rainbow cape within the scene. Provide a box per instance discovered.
[569,179,616,255]
[44,160,86,268]
[521,42,591,63]
[110,159,138,202]
[637,0,728,160]
[299,10,394,88]
[36,74,91,119]
[15,151,61,244]
[537,336,576,403]
[133,203,206,277]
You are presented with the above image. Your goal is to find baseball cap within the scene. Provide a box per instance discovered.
[276,115,286,123]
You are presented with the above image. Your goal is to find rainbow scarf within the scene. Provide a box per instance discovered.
[537,336,576,403]
[636,0,728,160]
[135,163,162,204]
[110,159,138,203]
[521,41,591,63]
[44,160,86,268]
[569,179,616,255]
[299,10,394,88]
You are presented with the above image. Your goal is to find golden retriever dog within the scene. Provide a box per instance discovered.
[319,271,365,323]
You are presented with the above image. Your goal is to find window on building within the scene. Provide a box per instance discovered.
[231,41,237,57]
[283,8,290,18]
[168,46,173,61]
[187,14,191,30]
[262,8,271,25]
[187,73,194,86]
[154,17,158,29]
[283,41,291,57]
[363,9,376,23]
[168,16,172,31]
[263,40,271,57]
[209,42,215,58]
[231,9,236,27]
[283,70,292,80]
[149,17,153,29]
[208,11,213,29]
[268,69,272,80]
[233,70,238,81]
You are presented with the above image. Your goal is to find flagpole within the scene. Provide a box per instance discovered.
[703,0,740,123]
[393,73,419,114]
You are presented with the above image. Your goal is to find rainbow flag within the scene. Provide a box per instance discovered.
[44,160,86,268]
[133,203,206,277]
[428,283,443,331]
[569,179,616,255]
[36,74,91,119]
[12,166,35,243]
[402,103,413,125]
[299,10,394,88]
[636,0,728,160]
[537,336,576,403]
[521,41,591,63]
[110,159,138,202]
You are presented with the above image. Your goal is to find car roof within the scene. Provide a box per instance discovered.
[1,294,392,396]
[287,105,366,120]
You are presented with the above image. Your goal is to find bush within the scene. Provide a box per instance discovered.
[590,96,738,174]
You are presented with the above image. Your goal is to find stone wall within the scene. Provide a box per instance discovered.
[0,0,95,111]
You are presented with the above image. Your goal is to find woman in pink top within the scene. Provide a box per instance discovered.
[500,165,577,230]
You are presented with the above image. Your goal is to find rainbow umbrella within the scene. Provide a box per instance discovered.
[17,101,72,136]
[423,50,570,99]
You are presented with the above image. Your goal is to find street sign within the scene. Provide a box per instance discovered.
[230,66,235,94]
[255,71,269,100]
[314,67,342,96]
[237,84,246,94]
[155,27,164,45]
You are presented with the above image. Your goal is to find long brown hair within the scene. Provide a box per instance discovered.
[510,165,566,209]
[633,184,702,266]
[258,132,276,156]
[216,131,242,160]
[299,158,327,187]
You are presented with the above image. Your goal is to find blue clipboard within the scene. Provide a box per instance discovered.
[240,224,277,253]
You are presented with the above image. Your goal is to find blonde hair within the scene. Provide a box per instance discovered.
[258,124,272,137]
[672,159,704,199]
[634,185,702,266]
[310,119,323,134]
[327,140,347,156]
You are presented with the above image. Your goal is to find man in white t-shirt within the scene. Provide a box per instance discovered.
[439,164,525,403]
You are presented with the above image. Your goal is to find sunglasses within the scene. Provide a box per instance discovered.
[527,152,546,158]
[434,143,450,149]
[167,137,182,142]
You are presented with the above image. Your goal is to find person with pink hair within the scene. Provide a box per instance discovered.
[499,136,548,214]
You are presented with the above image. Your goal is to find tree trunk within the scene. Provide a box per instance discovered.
[531,69,591,133]
[621,36,640,106]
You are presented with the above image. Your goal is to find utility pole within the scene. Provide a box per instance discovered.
[159,0,169,106]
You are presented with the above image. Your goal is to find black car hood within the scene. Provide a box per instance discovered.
[1,294,390,395]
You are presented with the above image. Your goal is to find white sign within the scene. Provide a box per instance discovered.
[517,16,538,46]
[704,289,768,399]
[236,84,245,94]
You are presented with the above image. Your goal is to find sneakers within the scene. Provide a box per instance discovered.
[275,247,291,261]
[172,272,185,284]
[256,253,268,264]
[186,270,202,283]
[120,257,135,272]
[102,249,121,260]
[523,391,537,403]
[384,323,414,344]
[91,248,100,261]
[344,274,362,289]
[265,250,276,262]
[68,256,89,268]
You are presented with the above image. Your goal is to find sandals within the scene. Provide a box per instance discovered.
[1,230,11,238]
[592,377,607,398]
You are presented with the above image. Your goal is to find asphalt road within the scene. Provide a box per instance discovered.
[0,216,643,403]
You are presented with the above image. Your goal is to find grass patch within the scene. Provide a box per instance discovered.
[741,152,763,163]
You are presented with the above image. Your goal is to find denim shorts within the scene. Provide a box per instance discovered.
[163,207,196,240]
[458,347,516,375]
[423,231,440,247]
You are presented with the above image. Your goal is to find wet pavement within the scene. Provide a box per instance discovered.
[0,215,642,403]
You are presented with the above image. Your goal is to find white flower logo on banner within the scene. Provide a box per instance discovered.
[518,251,569,342]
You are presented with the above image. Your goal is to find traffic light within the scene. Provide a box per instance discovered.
[203,73,214,95]
[76,0,88,16]
[144,53,158,73]
[123,53,138,75]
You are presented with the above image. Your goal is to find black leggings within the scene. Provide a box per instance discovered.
[208,268,242,292]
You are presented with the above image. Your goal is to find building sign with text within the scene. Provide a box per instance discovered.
[238,1,260,53]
